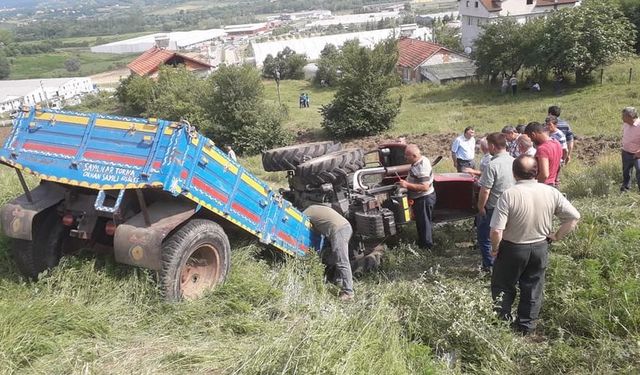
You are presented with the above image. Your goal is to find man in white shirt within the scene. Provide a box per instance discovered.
[451,126,476,172]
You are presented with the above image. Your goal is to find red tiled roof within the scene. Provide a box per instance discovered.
[127,47,212,76]
[480,0,502,12]
[536,0,579,6]
[397,38,446,69]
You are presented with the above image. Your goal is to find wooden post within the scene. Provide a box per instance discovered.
[630,68,633,84]
[600,69,604,85]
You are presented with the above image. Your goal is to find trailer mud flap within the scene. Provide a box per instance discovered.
[113,200,196,270]
[0,181,66,240]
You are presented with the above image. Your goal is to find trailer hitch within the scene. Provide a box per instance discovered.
[94,189,125,214]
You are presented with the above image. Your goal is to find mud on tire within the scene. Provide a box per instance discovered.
[11,206,68,280]
[293,148,365,186]
[160,219,231,301]
[262,141,342,172]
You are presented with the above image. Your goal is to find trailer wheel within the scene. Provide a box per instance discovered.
[160,219,230,301]
[11,207,67,280]
[262,141,342,172]
[294,148,365,186]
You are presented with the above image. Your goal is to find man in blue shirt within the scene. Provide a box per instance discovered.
[451,126,476,172]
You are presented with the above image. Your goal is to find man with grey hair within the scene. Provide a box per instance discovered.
[621,106,640,192]
[516,134,536,157]
[502,125,520,157]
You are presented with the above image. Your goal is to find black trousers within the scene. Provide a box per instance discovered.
[491,239,548,333]
[412,192,436,249]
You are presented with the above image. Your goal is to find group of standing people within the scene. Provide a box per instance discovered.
[447,105,582,335]
[299,93,310,108]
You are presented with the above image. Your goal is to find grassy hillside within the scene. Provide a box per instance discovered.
[8,51,137,80]
[267,57,640,139]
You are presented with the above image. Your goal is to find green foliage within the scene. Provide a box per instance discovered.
[262,47,308,80]
[432,22,462,52]
[63,58,81,72]
[313,43,340,87]
[0,51,10,79]
[115,74,155,116]
[147,66,207,124]
[203,64,290,154]
[541,0,636,82]
[321,38,401,139]
[618,0,640,52]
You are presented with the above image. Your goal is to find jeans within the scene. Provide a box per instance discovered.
[324,224,354,294]
[412,192,437,249]
[621,150,640,191]
[456,158,475,173]
[491,239,548,333]
[476,208,494,268]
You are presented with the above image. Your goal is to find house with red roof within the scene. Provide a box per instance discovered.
[127,46,213,78]
[460,0,580,50]
[397,37,476,84]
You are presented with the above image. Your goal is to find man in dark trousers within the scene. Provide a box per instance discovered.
[303,204,354,301]
[399,144,436,250]
[490,155,580,335]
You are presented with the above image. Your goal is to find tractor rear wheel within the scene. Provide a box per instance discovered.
[160,219,230,301]
[294,148,365,186]
[262,141,342,172]
[11,207,68,280]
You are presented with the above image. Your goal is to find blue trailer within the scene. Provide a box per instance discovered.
[0,107,321,300]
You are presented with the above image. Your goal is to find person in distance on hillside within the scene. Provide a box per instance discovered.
[510,75,518,95]
[490,155,580,335]
[620,106,640,192]
[525,122,562,188]
[475,133,515,273]
[303,205,355,301]
[398,144,437,250]
[225,145,237,161]
[451,126,476,172]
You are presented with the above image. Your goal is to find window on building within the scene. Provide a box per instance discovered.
[403,67,410,81]
[466,1,469,6]
[527,0,533,4]
[468,16,472,25]
[475,1,479,7]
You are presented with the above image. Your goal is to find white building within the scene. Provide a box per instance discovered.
[279,10,332,21]
[0,77,94,114]
[251,26,432,67]
[307,11,402,28]
[460,0,580,50]
[91,29,227,54]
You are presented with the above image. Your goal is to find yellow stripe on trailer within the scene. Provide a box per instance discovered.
[203,146,239,174]
[403,197,411,222]
[286,207,303,223]
[35,113,89,125]
[241,173,267,197]
[95,118,158,133]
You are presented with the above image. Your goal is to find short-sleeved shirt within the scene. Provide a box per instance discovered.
[506,135,520,158]
[479,153,492,174]
[490,179,581,244]
[550,129,568,151]
[303,205,350,237]
[407,156,434,199]
[536,139,562,185]
[451,135,476,161]
[478,151,515,209]
[622,118,640,154]
[509,77,517,86]
[556,118,574,142]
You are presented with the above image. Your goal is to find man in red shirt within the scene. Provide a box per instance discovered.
[525,122,562,187]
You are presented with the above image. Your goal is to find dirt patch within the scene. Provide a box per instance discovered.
[0,126,11,143]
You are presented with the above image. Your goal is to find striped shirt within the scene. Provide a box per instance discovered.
[556,118,574,142]
[550,129,568,151]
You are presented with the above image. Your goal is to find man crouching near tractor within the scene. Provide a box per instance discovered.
[303,205,355,301]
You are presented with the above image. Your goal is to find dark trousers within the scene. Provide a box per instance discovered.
[621,150,640,191]
[476,208,494,268]
[491,239,548,333]
[412,192,436,249]
[456,158,475,173]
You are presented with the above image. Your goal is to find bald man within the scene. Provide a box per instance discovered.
[490,155,580,335]
[398,144,437,250]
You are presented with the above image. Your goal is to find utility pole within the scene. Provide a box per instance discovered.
[274,69,282,106]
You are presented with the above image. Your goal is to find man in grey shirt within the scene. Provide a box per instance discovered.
[490,155,580,335]
[476,133,515,272]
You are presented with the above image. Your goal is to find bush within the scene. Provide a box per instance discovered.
[64,58,81,72]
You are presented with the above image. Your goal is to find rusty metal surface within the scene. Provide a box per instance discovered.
[113,199,196,270]
[0,181,66,240]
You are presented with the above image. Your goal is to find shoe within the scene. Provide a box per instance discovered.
[338,291,354,302]
[481,266,493,274]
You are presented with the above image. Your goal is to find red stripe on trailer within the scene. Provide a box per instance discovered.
[152,161,162,169]
[83,150,146,167]
[192,177,228,203]
[180,169,188,179]
[232,202,260,223]
[277,231,297,248]
[24,142,76,156]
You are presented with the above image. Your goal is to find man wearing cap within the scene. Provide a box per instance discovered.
[451,126,476,172]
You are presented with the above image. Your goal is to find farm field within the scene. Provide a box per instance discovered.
[7,51,137,80]
[1,56,639,374]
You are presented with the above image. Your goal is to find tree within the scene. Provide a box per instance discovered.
[203,64,289,155]
[0,52,10,79]
[432,22,462,52]
[542,1,636,82]
[320,39,401,139]
[115,74,155,116]
[262,47,308,80]
[313,43,340,86]
[472,19,532,80]
[618,0,640,53]
[148,66,207,124]
[64,58,81,72]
